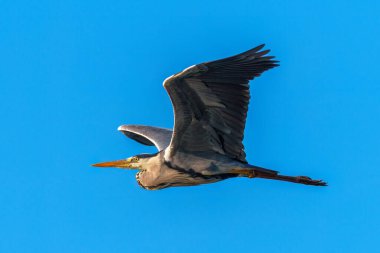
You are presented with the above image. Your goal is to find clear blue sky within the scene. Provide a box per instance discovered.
[1,0,379,252]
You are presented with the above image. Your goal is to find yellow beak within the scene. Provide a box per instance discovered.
[92,159,134,169]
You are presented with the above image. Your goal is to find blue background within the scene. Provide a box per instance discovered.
[1,0,379,252]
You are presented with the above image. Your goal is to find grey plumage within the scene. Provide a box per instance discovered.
[118,125,172,151]
[163,44,278,163]
[93,45,327,190]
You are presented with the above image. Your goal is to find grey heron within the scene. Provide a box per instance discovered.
[93,45,326,190]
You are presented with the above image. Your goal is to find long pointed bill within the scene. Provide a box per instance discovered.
[92,159,135,169]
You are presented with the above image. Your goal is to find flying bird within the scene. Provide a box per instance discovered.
[93,45,326,190]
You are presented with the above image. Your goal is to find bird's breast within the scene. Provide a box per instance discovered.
[135,161,223,190]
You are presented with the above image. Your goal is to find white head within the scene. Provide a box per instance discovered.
[92,153,158,171]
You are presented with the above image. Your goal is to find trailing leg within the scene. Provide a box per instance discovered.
[254,171,327,186]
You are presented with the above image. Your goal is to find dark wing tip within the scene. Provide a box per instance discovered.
[238,45,278,64]
[252,44,265,51]
[239,45,268,58]
[255,49,270,57]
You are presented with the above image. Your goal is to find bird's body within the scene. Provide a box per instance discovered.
[134,151,237,190]
[93,45,326,190]
[134,151,274,190]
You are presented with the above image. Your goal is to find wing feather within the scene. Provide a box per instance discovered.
[118,125,172,151]
[163,45,279,162]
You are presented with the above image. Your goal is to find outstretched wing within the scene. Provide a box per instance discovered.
[118,125,173,151]
[163,45,278,162]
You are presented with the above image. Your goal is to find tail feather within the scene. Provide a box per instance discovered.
[247,165,278,175]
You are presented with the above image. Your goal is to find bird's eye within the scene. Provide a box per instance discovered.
[131,157,139,163]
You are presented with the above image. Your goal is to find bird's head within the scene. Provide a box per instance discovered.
[92,153,156,170]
